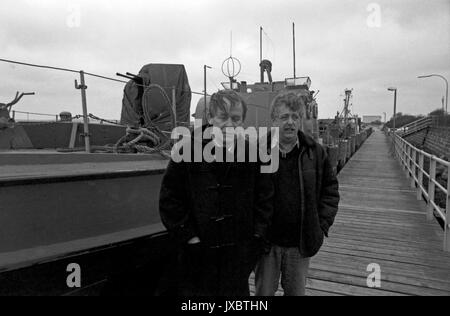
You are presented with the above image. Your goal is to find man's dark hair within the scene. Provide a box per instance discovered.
[209,90,247,121]
[270,92,306,120]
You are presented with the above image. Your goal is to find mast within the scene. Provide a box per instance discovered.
[260,26,263,63]
[343,89,352,137]
[260,26,264,83]
[293,22,296,78]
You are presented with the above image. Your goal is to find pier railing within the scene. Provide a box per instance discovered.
[394,114,450,138]
[396,116,432,137]
[393,133,450,252]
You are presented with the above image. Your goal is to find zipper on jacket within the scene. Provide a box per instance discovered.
[298,146,307,256]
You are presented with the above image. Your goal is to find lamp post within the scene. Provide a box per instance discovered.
[387,87,397,132]
[203,65,212,122]
[418,74,448,114]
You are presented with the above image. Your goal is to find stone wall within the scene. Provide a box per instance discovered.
[423,127,450,158]
[403,128,427,148]
[404,126,450,158]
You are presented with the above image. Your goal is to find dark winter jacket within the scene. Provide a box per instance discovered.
[159,132,274,249]
[274,131,340,257]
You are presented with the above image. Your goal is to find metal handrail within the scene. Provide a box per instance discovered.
[401,116,430,129]
[392,133,450,252]
[397,117,432,137]
[12,110,59,122]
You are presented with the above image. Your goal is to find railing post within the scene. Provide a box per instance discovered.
[427,158,436,221]
[409,146,413,177]
[403,142,408,170]
[445,163,450,252]
[410,149,416,188]
[417,152,424,200]
[75,71,91,153]
[406,145,411,179]
[397,136,400,159]
[12,110,15,121]
[410,146,413,177]
[399,140,403,165]
[405,142,411,173]
[393,134,398,159]
[396,136,400,159]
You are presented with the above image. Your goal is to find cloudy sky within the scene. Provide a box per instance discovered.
[0,0,449,121]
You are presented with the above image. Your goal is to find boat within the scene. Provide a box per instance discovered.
[0,64,189,296]
[318,89,373,174]
[194,57,320,140]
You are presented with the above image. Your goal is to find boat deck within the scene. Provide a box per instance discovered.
[0,150,169,183]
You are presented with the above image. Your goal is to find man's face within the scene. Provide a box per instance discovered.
[209,98,244,131]
[272,104,301,143]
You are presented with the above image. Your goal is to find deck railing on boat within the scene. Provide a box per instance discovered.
[0,58,211,153]
[392,133,450,252]
[12,110,59,122]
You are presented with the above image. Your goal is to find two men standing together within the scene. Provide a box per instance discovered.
[159,90,339,296]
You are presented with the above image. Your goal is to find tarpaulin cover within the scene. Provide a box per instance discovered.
[120,64,191,130]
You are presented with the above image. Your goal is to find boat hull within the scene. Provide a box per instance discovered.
[0,153,172,295]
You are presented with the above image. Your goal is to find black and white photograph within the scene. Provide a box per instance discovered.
[0,0,449,301]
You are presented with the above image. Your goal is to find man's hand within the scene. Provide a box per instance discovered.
[253,234,272,255]
[187,237,201,244]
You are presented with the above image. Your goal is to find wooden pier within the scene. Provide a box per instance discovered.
[251,129,450,296]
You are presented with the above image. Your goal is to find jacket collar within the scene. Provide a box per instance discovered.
[279,138,299,155]
[297,130,316,149]
[297,131,317,160]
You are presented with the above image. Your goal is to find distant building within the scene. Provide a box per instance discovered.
[363,115,382,123]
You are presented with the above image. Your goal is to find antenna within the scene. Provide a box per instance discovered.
[230,30,233,56]
[260,26,263,63]
[260,26,263,83]
[292,22,296,78]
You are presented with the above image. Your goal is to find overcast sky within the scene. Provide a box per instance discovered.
[0,0,449,121]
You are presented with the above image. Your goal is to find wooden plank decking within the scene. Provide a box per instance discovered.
[251,129,450,296]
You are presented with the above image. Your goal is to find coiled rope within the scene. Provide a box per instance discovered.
[112,127,172,159]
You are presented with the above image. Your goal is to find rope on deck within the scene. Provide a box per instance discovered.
[113,127,172,159]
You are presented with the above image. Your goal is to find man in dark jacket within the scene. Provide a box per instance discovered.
[159,90,274,296]
[255,92,340,296]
